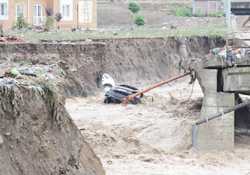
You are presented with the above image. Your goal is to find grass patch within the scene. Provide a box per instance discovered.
[16,23,227,42]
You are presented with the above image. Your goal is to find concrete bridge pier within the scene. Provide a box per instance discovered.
[196,69,235,152]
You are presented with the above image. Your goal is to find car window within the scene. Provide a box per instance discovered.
[114,90,129,96]
[104,75,109,79]
[119,84,138,90]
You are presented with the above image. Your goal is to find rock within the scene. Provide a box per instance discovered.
[69,67,77,72]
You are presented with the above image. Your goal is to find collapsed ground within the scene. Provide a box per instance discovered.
[1,1,249,175]
[66,2,249,174]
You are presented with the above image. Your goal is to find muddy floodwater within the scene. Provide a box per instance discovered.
[66,79,250,175]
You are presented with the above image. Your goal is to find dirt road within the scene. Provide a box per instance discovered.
[66,79,250,175]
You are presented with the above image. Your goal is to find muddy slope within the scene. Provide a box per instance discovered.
[0,43,107,96]
[0,36,224,174]
[95,36,224,86]
[0,36,224,95]
[0,87,104,175]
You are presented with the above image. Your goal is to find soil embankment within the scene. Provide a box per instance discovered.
[0,86,104,175]
[95,36,224,86]
[0,43,107,96]
[0,36,224,174]
[63,37,250,175]
[0,36,224,94]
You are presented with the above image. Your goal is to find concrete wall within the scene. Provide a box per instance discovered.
[53,0,97,29]
[196,92,235,152]
[223,67,250,94]
[0,0,16,30]
[193,0,223,14]
[231,1,250,8]
[196,69,218,93]
[196,69,235,152]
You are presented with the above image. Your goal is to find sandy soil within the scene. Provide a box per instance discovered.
[97,2,225,30]
[66,79,250,175]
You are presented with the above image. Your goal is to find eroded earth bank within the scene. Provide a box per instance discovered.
[1,36,250,175]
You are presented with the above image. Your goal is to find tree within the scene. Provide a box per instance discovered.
[44,7,54,31]
[45,7,53,17]
[55,13,62,30]
[128,2,141,13]
[128,2,146,26]
[16,13,28,29]
[134,15,147,26]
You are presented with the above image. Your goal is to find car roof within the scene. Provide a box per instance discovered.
[113,89,130,95]
[114,85,139,92]
[118,84,139,90]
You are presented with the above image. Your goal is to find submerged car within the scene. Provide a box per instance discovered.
[104,84,143,104]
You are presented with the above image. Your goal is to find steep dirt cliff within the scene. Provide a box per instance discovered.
[0,36,224,96]
[94,36,224,86]
[0,83,104,175]
[0,36,225,174]
[0,43,107,96]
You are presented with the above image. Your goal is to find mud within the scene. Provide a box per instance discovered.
[0,43,107,96]
[0,36,224,95]
[96,36,224,86]
[66,80,250,175]
[0,87,104,175]
[0,35,225,175]
[0,1,233,174]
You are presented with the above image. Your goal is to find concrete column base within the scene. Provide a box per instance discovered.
[196,92,235,152]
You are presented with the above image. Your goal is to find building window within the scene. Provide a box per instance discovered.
[62,5,70,17]
[60,0,73,20]
[34,5,43,25]
[15,4,23,22]
[0,3,8,19]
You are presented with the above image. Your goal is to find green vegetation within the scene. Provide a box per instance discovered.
[40,81,60,110]
[171,6,192,17]
[16,23,227,42]
[134,15,147,26]
[172,6,224,17]
[14,13,28,29]
[128,2,146,26]
[208,11,224,17]
[128,2,141,13]
[0,82,21,119]
[44,16,55,31]
[44,7,55,31]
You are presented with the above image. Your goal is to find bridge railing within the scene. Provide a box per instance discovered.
[192,99,250,149]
